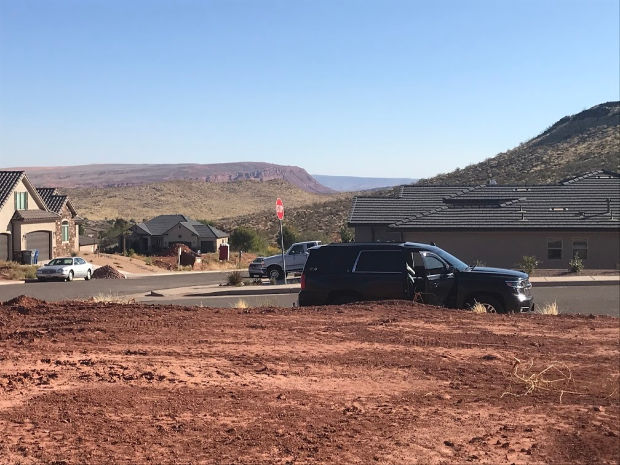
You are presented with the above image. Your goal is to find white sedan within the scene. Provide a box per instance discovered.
[36,257,94,282]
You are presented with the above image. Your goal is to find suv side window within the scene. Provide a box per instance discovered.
[354,250,403,273]
[289,244,305,255]
[422,253,447,275]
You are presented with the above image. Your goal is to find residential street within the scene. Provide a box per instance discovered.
[0,272,618,316]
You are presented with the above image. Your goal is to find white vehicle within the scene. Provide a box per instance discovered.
[249,241,321,280]
[36,257,94,282]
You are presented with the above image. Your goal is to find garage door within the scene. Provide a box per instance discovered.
[25,231,51,261]
[0,234,8,261]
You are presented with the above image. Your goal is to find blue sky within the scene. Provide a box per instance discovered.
[0,0,618,178]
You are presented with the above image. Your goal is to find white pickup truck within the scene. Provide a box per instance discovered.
[248,241,321,280]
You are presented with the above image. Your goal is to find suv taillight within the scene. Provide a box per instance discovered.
[301,272,306,290]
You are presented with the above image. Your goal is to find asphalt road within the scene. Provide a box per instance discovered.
[0,272,617,316]
[0,271,230,302]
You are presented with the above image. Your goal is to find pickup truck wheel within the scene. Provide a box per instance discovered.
[467,295,504,314]
[267,266,283,281]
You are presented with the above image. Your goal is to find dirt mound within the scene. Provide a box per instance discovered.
[159,243,197,257]
[3,295,47,314]
[4,295,46,308]
[92,265,126,279]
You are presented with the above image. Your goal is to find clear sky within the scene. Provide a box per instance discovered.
[0,0,618,178]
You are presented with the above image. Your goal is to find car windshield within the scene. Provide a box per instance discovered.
[432,248,470,272]
[49,258,73,266]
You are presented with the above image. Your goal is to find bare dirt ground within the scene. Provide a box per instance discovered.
[0,298,618,465]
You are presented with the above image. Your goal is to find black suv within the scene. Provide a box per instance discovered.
[298,242,534,313]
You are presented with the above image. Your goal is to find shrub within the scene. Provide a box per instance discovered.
[568,254,584,273]
[276,225,298,250]
[144,257,152,266]
[230,227,267,253]
[227,271,243,286]
[518,256,539,275]
[339,224,354,243]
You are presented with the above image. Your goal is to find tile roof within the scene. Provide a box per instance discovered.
[133,215,228,239]
[12,210,59,222]
[349,171,620,230]
[0,171,24,209]
[36,187,67,213]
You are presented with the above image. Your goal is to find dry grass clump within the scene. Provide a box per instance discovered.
[536,301,559,315]
[0,261,38,281]
[470,302,488,314]
[227,271,244,286]
[88,293,136,304]
[234,299,248,309]
[502,357,580,403]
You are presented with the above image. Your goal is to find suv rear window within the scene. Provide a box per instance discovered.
[354,250,403,273]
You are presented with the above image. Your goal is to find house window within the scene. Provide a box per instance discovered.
[572,240,588,259]
[14,192,28,210]
[547,239,562,260]
[61,221,70,242]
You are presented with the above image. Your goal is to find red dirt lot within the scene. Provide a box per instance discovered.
[0,297,618,465]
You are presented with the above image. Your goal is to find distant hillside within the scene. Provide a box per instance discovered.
[215,196,355,244]
[61,179,346,222]
[7,162,334,194]
[419,101,620,185]
[312,174,417,191]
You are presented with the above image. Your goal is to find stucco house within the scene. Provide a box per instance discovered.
[348,171,620,269]
[0,171,81,262]
[129,214,228,254]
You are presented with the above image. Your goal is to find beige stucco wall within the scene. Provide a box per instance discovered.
[163,224,199,249]
[354,226,620,269]
[12,221,56,252]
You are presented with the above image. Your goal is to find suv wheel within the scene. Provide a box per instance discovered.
[467,295,504,314]
[267,266,283,281]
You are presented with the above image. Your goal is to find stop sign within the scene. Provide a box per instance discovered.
[276,198,284,220]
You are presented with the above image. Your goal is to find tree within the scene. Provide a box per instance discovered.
[229,227,265,252]
[276,225,298,250]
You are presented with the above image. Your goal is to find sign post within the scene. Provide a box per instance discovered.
[276,198,286,284]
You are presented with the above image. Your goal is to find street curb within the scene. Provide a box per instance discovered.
[185,287,301,297]
[532,280,619,288]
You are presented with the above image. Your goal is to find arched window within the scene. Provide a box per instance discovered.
[61,221,70,242]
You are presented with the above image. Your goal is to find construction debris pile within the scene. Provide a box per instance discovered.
[92,265,126,279]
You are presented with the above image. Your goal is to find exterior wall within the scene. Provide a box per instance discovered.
[354,226,620,269]
[53,203,79,257]
[12,221,56,253]
[0,178,51,260]
[79,243,97,253]
[163,224,199,249]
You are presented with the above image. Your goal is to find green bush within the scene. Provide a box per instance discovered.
[230,227,267,253]
[568,254,584,273]
[518,255,539,275]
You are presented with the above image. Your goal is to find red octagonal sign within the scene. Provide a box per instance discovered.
[276,198,284,220]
